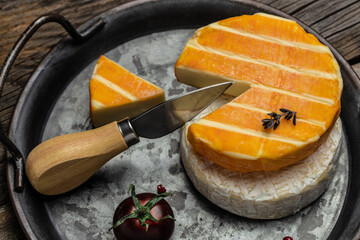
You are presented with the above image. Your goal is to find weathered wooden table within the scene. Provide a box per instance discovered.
[0,0,359,239]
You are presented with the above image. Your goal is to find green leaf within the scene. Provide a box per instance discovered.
[160,214,176,221]
[146,213,161,222]
[144,192,173,209]
[110,211,138,231]
[128,184,143,209]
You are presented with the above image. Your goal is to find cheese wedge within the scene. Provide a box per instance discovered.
[90,56,165,127]
[175,13,342,172]
[180,99,342,219]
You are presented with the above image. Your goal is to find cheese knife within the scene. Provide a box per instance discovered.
[25,82,232,195]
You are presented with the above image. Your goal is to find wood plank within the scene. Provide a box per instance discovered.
[292,0,357,25]
[353,63,360,76]
[0,107,18,133]
[310,1,360,38]
[0,203,21,228]
[0,145,9,206]
[0,203,26,240]
[0,145,10,210]
[270,0,317,14]
[0,227,25,240]
[0,154,7,182]
[327,22,360,62]
[309,1,360,61]
[0,88,24,112]
[0,182,9,206]
[257,0,279,5]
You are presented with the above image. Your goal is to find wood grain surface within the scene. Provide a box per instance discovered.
[0,0,359,239]
[26,121,128,195]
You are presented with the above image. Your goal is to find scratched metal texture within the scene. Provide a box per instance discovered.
[41,29,348,240]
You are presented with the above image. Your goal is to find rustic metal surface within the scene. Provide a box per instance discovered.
[41,29,348,240]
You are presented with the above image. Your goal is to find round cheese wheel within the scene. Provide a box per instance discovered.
[175,13,343,172]
[180,99,342,219]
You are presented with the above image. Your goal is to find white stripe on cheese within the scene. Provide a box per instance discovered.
[91,99,105,109]
[93,74,138,102]
[209,22,331,54]
[196,119,320,147]
[197,137,259,161]
[223,151,259,161]
[255,12,295,23]
[253,84,334,106]
[227,102,326,130]
[176,65,338,104]
[187,40,338,80]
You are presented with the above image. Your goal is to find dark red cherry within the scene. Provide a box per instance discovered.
[157,184,166,194]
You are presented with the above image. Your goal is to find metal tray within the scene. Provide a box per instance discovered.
[4,0,360,239]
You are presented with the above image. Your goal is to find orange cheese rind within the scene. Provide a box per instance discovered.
[175,13,342,172]
[180,98,343,219]
[89,55,165,127]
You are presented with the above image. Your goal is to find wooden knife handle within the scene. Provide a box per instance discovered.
[26,121,131,195]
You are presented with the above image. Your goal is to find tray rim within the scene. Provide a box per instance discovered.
[6,0,360,239]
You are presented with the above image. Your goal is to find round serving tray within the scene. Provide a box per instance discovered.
[5,0,360,239]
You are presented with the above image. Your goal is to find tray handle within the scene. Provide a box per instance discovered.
[0,14,106,192]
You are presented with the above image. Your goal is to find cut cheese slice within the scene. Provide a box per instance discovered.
[180,99,342,219]
[175,13,342,172]
[89,56,165,127]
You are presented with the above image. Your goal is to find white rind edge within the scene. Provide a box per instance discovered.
[180,99,343,219]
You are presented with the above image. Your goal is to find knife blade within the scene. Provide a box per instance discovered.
[25,82,232,195]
